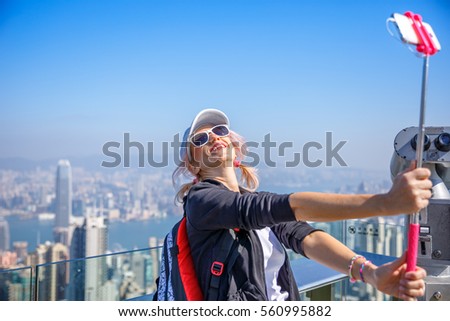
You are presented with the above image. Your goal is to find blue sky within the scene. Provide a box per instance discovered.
[0,0,449,171]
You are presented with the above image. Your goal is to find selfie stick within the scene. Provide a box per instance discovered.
[398,12,439,273]
[407,54,427,273]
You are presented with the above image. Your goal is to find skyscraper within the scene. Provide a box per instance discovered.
[68,215,109,300]
[13,241,28,263]
[0,217,10,252]
[54,160,72,245]
[84,215,109,300]
[35,243,69,301]
[68,218,87,300]
[55,160,72,228]
[148,236,160,292]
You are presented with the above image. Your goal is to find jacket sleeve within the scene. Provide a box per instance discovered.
[271,221,322,257]
[185,182,296,231]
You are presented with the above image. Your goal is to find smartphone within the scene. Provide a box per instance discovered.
[392,13,419,44]
[391,13,441,51]
[423,22,441,51]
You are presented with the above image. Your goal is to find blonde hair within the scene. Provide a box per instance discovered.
[173,130,259,204]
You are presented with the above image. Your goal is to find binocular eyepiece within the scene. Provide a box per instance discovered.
[411,132,450,152]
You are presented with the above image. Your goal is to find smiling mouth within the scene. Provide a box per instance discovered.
[210,142,228,153]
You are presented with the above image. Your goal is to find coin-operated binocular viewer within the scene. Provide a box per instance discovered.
[391,126,450,300]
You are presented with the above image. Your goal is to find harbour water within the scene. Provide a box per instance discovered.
[5,215,181,254]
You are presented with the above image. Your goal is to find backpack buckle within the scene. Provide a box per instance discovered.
[211,261,224,276]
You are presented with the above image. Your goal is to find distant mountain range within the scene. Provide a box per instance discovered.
[0,153,179,172]
[0,156,391,185]
[0,156,106,171]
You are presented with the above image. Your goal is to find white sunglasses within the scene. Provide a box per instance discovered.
[190,124,230,147]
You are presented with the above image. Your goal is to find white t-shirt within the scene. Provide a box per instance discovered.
[255,227,289,301]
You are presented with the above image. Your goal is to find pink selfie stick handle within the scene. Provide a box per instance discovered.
[406,223,420,272]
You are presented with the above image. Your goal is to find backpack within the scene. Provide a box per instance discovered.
[153,216,238,301]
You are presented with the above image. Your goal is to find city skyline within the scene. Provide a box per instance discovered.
[0,158,396,253]
[0,159,162,301]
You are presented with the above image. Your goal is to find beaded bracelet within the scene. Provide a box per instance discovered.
[359,260,372,283]
[348,255,365,283]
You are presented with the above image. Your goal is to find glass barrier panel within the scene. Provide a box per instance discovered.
[310,221,345,244]
[342,219,406,301]
[343,219,406,257]
[298,220,407,301]
[15,219,407,302]
[35,247,161,301]
[0,266,33,301]
[299,280,345,301]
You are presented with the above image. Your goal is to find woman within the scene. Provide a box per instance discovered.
[173,108,431,301]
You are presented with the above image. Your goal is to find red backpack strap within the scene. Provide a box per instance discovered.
[176,217,204,300]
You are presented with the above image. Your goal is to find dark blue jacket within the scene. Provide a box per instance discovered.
[184,179,319,301]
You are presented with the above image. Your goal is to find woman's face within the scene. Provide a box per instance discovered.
[189,125,236,170]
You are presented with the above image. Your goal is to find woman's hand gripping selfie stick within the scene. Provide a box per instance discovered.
[389,11,441,273]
